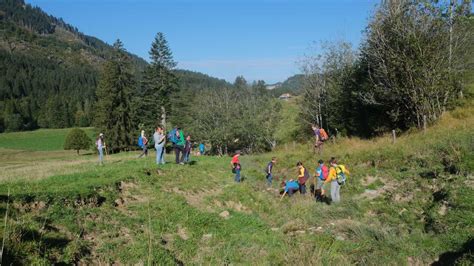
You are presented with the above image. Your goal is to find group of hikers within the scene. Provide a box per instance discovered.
[95,123,350,203]
[94,125,206,165]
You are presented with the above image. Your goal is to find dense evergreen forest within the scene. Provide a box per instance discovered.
[0,0,232,133]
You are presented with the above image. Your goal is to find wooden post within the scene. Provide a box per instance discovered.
[392,130,396,144]
[423,115,427,134]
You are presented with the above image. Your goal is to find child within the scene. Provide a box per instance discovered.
[231,150,241,182]
[282,179,299,197]
[325,157,350,203]
[297,161,309,194]
[266,157,277,186]
[315,159,329,195]
[183,135,192,163]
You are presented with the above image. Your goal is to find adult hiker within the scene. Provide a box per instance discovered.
[95,133,105,165]
[315,159,329,196]
[153,126,166,165]
[325,157,350,203]
[138,130,148,158]
[231,150,242,182]
[183,135,192,163]
[172,127,185,164]
[265,157,277,186]
[297,161,310,195]
[281,178,299,199]
[312,124,328,154]
[199,143,205,156]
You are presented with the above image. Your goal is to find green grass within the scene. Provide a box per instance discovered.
[0,102,473,264]
[0,127,96,151]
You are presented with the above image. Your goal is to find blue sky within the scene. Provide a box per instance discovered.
[28,0,380,83]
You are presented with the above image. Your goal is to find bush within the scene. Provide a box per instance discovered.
[64,128,91,155]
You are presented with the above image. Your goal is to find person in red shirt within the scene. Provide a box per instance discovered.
[231,150,241,182]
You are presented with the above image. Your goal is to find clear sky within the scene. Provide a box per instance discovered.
[28,0,380,84]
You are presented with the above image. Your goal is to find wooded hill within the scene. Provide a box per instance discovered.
[0,0,231,133]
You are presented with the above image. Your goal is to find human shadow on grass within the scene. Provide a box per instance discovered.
[431,238,474,265]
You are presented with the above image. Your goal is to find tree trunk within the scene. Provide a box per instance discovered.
[161,106,166,129]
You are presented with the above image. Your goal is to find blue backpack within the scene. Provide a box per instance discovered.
[168,128,178,144]
[138,136,143,148]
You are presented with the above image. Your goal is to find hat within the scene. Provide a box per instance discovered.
[99,133,104,137]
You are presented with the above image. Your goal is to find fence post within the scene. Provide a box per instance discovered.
[392,130,396,144]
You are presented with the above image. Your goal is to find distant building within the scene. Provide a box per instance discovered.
[278,93,292,100]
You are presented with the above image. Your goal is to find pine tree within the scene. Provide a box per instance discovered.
[93,39,136,153]
[140,32,177,131]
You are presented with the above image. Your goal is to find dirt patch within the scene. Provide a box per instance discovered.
[361,175,378,186]
[223,200,251,214]
[164,187,222,212]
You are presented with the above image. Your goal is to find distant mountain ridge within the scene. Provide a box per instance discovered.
[267,74,304,96]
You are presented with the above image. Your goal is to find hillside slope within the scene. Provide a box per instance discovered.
[0,100,472,264]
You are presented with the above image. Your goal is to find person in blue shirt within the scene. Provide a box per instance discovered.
[199,143,205,155]
[283,179,299,197]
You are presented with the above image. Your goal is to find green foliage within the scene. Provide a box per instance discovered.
[270,74,305,96]
[63,128,91,154]
[93,40,136,153]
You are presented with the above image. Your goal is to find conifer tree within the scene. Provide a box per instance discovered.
[140,32,177,131]
[93,39,136,153]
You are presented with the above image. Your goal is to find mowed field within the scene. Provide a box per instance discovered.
[0,105,473,264]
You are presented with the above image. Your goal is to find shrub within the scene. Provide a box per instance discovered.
[64,128,91,155]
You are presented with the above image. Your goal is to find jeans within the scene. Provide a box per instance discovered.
[266,173,273,185]
[155,145,165,164]
[299,184,307,194]
[138,146,148,158]
[174,145,184,164]
[183,150,190,163]
[287,188,298,197]
[235,169,241,182]
[331,181,341,203]
[98,148,103,164]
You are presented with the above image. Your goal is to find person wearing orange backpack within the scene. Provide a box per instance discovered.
[312,124,328,154]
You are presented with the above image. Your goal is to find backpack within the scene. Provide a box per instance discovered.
[319,128,329,141]
[138,136,143,148]
[168,128,178,144]
[335,165,347,185]
[317,165,329,180]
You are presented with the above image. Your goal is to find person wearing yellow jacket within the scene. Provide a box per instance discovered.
[325,158,350,203]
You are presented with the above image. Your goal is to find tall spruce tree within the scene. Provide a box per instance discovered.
[140,32,177,131]
[93,39,136,153]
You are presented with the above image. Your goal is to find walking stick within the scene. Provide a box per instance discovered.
[280,190,287,201]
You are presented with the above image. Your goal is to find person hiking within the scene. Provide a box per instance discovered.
[153,126,166,165]
[183,135,192,163]
[138,130,148,158]
[312,124,328,154]
[173,128,185,164]
[266,157,277,186]
[325,157,350,203]
[315,159,329,196]
[297,161,310,195]
[95,133,105,165]
[231,150,242,182]
[199,143,205,156]
[281,178,299,198]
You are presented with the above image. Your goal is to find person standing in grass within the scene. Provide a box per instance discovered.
[95,133,105,165]
[173,128,186,165]
[153,126,166,165]
[199,143,205,156]
[138,130,148,158]
[315,159,329,195]
[325,157,350,203]
[231,150,242,182]
[183,135,192,163]
[266,157,277,186]
[297,161,310,194]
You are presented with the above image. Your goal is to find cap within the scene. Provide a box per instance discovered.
[99,133,104,137]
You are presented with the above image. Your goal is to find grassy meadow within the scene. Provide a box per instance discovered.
[0,104,473,264]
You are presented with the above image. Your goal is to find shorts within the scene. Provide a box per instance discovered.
[316,179,325,190]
